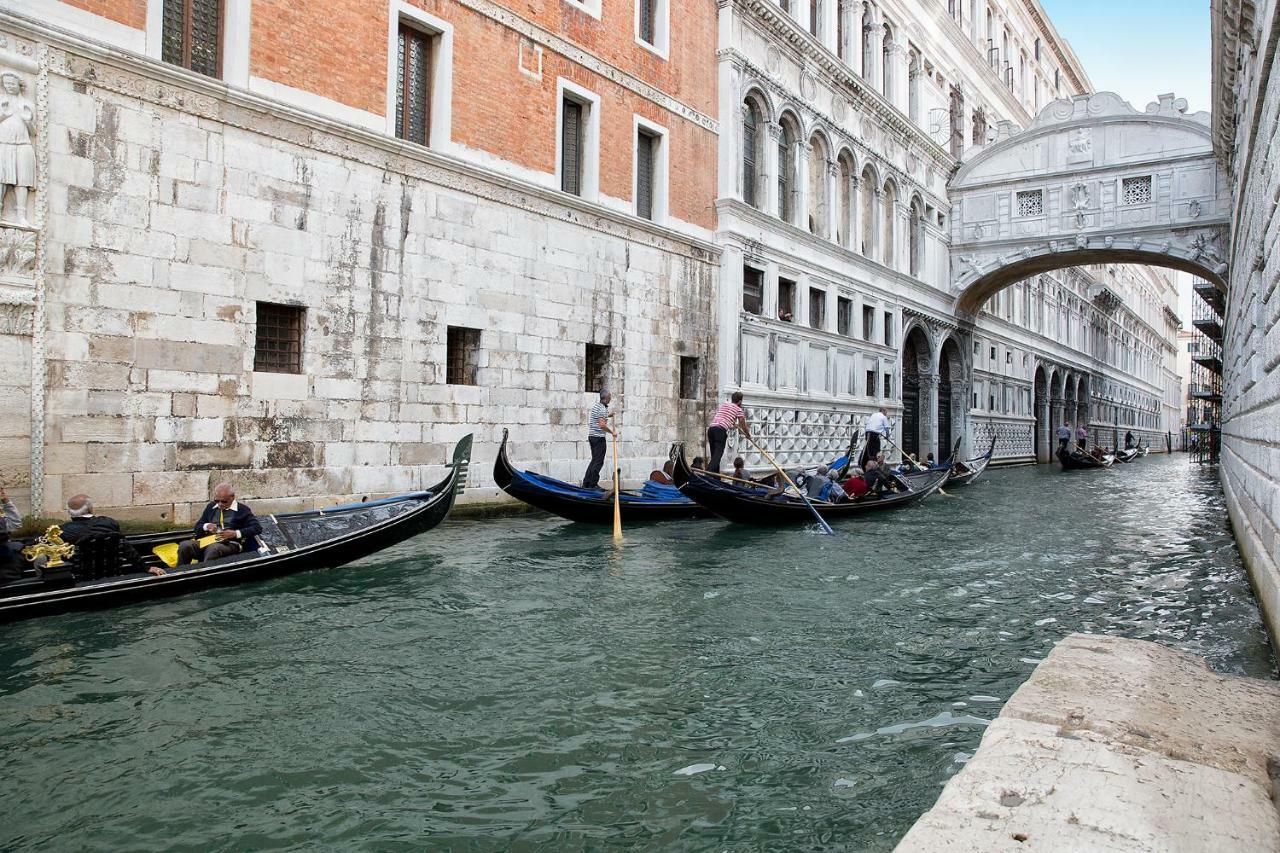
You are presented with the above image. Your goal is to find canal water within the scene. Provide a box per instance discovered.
[0,455,1273,851]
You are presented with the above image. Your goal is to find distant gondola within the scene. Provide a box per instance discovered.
[494,429,706,524]
[671,443,949,526]
[1113,448,1140,463]
[0,435,474,623]
[919,436,996,487]
[1057,446,1113,470]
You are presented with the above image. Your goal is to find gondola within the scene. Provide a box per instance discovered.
[1113,448,1140,463]
[913,436,996,487]
[671,443,950,526]
[1057,446,1113,470]
[494,429,706,523]
[0,435,473,623]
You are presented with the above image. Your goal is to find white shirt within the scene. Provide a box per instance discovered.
[866,412,890,436]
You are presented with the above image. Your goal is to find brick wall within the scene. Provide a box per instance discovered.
[62,0,146,29]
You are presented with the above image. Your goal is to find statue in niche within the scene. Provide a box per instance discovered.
[0,70,35,227]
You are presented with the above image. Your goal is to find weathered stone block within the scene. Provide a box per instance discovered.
[175,443,254,470]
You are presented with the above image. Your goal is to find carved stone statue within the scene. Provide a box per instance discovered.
[0,70,35,227]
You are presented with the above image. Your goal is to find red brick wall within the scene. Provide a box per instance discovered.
[63,0,147,29]
[248,0,718,229]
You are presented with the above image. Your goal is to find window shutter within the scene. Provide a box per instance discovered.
[636,132,654,220]
[639,0,655,45]
[562,100,582,195]
[742,109,757,207]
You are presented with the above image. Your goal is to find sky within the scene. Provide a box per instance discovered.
[1039,0,1212,114]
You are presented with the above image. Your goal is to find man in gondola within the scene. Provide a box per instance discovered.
[860,406,890,468]
[1076,424,1087,452]
[177,483,263,565]
[1125,430,1135,450]
[61,493,165,576]
[1057,423,1072,452]
[582,389,616,490]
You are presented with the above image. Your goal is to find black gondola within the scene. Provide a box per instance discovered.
[1112,448,1140,463]
[494,429,706,524]
[946,436,997,487]
[671,443,949,525]
[0,435,473,623]
[1057,446,1113,470]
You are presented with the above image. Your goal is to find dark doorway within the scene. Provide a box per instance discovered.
[1034,368,1047,462]
[938,347,953,460]
[902,337,921,460]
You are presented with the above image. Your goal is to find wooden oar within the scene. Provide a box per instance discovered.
[610,414,622,544]
[744,434,835,535]
[881,433,950,497]
[690,467,838,504]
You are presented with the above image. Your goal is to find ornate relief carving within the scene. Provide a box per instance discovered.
[0,67,34,225]
[0,224,35,281]
[766,45,782,74]
[0,301,33,335]
[831,95,848,124]
[799,71,817,102]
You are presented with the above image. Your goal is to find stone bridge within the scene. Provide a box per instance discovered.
[948,93,1231,315]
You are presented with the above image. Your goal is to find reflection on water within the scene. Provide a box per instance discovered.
[0,456,1273,851]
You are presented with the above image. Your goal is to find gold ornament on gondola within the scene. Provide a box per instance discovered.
[22,525,76,567]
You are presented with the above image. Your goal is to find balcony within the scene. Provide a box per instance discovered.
[1192,316,1223,342]
[1193,280,1225,315]
[1192,353,1223,375]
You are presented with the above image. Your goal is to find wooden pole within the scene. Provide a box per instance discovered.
[610,414,622,543]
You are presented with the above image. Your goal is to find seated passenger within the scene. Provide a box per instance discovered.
[924,453,936,467]
[1,485,19,533]
[1090,446,1104,461]
[691,456,706,471]
[62,494,164,576]
[842,468,870,500]
[0,526,23,586]
[803,465,830,500]
[731,457,749,481]
[863,460,897,497]
[176,483,262,565]
[648,460,675,485]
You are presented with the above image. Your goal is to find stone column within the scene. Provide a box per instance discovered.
[720,244,745,393]
[840,1,864,69]
[764,121,782,220]
[871,188,883,265]
[795,139,812,231]
[824,160,839,241]
[847,174,861,252]
[954,378,972,458]
[888,40,909,113]
[919,373,940,462]
[823,0,840,54]
[1050,396,1065,452]
[863,12,883,91]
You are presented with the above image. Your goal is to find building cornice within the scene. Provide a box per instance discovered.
[0,10,721,261]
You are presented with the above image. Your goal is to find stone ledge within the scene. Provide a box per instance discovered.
[894,633,1280,852]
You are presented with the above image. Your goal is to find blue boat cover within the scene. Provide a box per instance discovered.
[513,468,694,505]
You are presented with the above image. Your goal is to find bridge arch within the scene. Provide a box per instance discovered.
[948,92,1231,315]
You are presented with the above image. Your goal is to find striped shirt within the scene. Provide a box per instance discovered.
[588,402,609,438]
[711,402,745,430]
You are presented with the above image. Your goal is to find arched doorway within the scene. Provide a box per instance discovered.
[901,325,932,461]
[937,336,963,460]
[1034,366,1047,462]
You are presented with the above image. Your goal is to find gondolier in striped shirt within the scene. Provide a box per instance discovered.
[582,389,615,489]
[706,391,751,473]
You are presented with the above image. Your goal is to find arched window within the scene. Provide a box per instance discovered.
[742,96,764,208]
[882,180,897,268]
[909,195,925,277]
[837,153,854,247]
[777,116,797,224]
[860,166,877,257]
[807,134,828,236]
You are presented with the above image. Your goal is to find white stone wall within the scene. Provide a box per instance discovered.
[1214,0,1280,642]
[6,25,719,521]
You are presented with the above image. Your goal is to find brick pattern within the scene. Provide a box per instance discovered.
[63,0,147,29]
[36,51,718,519]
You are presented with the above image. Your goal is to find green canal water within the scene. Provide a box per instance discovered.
[1,455,1273,851]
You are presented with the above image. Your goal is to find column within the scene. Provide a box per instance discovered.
[870,188,883,264]
[954,377,972,459]
[720,245,745,393]
[823,0,840,54]
[888,40,909,114]
[844,1,864,74]
[795,140,811,231]
[764,122,782,219]
[824,160,839,242]
[1050,396,1064,451]
[919,373,940,463]
[863,10,883,91]
[847,174,861,252]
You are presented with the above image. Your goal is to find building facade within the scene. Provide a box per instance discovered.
[0,0,720,519]
[714,0,1183,471]
[1211,0,1279,640]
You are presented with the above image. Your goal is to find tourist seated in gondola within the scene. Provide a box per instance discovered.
[177,483,263,565]
[62,493,165,577]
[863,459,899,497]
[802,465,831,500]
[731,457,749,482]
[648,460,676,485]
[1090,445,1105,461]
[1,486,19,533]
[953,458,971,475]
[842,467,870,501]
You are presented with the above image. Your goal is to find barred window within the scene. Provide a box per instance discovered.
[883,373,892,398]
[639,0,657,45]
[636,129,657,220]
[395,23,433,145]
[447,326,481,386]
[254,303,304,374]
[162,0,222,78]
[585,343,610,393]
[1016,189,1044,217]
[679,356,699,400]
[561,98,584,196]
[1122,176,1153,205]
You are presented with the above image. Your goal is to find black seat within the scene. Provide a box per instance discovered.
[72,534,130,581]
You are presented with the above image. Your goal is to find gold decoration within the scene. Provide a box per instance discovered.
[22,524,76,567]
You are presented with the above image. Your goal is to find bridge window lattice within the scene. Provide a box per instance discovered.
[1121,176,1152,206]
[1016,189,1043,217]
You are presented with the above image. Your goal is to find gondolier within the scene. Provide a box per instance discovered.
[1057,423,1071,451]
[582,389,615,490]
[1076,424,1087,451]
[706,392,751,473]
[860,406,890,468]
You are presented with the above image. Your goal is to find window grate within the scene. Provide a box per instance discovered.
[585,343,610,393]
[561,99,583,196]
[679,356,699,400]
[1016,189,1044,217]
[742,104,758,208]
[1122,176,1152,205]
[639,0,656,45]
[396,24,432,145]
[162,0,222,78]
[254,302,304,374]
[636,131,655,220]
[447,326,481,386]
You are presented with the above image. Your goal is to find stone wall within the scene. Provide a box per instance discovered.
[1214,0,1280,643]
[5,20,719,521]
